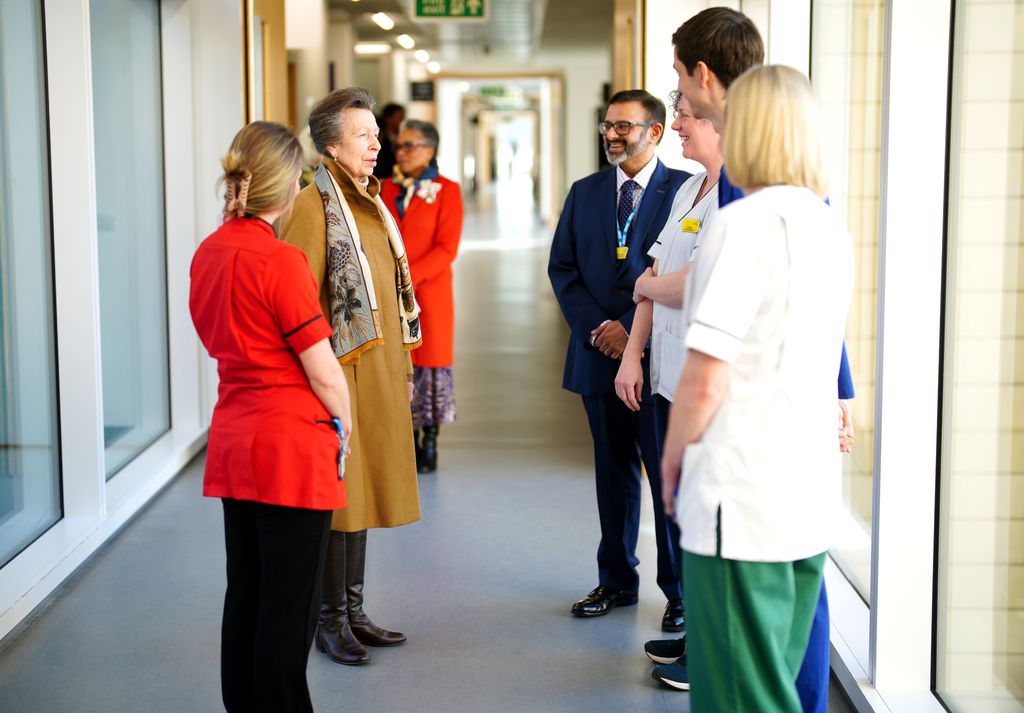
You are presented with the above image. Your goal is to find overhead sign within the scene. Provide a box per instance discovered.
[413,0,487,21]
[410,81,435,102]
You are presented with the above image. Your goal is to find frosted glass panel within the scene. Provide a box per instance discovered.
[936,1,1024,709]
[810,0,885,600]
[90,0,170,477]
[0,0,62,566]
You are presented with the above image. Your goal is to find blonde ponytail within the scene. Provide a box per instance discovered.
[218,122,303,222]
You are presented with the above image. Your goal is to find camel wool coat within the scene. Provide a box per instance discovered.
[280,159,420,531]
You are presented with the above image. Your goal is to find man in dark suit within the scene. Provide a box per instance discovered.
[549,89,690,631]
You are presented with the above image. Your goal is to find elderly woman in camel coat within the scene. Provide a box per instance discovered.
[280,87,420,667]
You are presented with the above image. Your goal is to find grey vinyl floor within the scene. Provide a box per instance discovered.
[0,179,854,713]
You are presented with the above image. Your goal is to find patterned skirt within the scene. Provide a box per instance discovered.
[411,366,456,429]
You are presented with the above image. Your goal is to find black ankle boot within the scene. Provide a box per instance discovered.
[418,426,438,473]
[315,532,370,665]
[346,530,407,647]
[413,429,425,471]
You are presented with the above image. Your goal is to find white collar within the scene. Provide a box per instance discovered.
[616,155,658,193]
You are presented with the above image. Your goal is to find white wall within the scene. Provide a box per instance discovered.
[288,0,328,130]
[326,17,355,91]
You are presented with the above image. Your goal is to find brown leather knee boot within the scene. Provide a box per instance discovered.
[314,531,370,665]
[346,530,407,646]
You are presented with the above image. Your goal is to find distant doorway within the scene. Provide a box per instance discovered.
[435,75,563,227]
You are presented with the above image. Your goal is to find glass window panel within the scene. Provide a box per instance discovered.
[810,0,885,600]
[0,0,62,566]
[936,1,1024,709]
[89,0,170,478]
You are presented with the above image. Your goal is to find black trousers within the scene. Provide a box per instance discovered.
[582,392,683,601]
[221,499,331,713]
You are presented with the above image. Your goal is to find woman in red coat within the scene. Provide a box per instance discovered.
[381,119,463,473]
[189,121,352,713]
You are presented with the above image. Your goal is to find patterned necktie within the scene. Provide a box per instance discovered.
[618,179,639,232]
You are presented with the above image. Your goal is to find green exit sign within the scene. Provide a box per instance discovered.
[414,0,486,21]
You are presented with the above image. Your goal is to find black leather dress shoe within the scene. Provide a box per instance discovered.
[661,598,686,632]
[571,585,639,618]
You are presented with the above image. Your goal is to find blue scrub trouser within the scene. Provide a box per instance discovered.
[795,582,830,713]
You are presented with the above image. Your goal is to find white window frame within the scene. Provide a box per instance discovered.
[821,0,952,710]
[0,0,244,642]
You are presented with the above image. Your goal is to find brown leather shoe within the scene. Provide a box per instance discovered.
[346,530,407,647]
[316,532,370,665]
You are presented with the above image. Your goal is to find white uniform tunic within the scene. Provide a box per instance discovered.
[678,185,853,563]
[646,173,718,400]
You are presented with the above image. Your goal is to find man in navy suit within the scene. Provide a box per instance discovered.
[549,89,690,631]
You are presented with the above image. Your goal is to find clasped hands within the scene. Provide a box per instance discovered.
[591,320,629,360]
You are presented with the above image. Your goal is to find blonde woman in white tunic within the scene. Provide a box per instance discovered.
[661,65,853,713]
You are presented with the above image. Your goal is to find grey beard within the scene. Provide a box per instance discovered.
[604,134,650,166]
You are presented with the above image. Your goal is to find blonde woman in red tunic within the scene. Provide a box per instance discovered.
[380,119,463,473]
[190,121,351,713]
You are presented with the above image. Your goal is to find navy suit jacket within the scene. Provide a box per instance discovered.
[549,160,690,396]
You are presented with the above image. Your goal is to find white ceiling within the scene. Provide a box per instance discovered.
[329,0,613,61]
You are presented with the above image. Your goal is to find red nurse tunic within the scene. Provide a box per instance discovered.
[189,217,346,512]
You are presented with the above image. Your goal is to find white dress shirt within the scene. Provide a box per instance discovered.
[677,185,853,563]
[615,155,658,209]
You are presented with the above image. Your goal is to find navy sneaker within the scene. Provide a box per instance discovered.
[644,634,687,664]
[652,660,690,691]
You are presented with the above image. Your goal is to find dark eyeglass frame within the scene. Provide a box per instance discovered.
[395,142,431,152]
[597,120,655,136]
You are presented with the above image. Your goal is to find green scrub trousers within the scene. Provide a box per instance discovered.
[684,550,826,713]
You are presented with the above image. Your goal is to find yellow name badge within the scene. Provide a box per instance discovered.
[682,218,701,233]
[616,246,629,260]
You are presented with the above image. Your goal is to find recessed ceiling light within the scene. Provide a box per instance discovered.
[396,34,415,49]
[354,42,391,55]
[426,61,441,74]
[371,12,395,30]
[414,49,430,63]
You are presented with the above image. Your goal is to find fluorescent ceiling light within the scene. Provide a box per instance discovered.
[396,34,415,49]
[354,42,391,55]
[414,49,430,63]
[371,12,395,30]
[426,61,441,74]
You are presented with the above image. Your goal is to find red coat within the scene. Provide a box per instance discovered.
[381,174,463,367]
[189,218,346,512]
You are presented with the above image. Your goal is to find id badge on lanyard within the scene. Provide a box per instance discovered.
[318,417,348,480]
[617,206,639,260]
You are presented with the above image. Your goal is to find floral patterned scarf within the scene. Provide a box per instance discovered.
[394,164,440,219]
[315,162,421,364]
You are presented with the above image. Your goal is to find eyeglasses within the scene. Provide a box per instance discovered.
[598,120,655,136]
[396,142,430,152]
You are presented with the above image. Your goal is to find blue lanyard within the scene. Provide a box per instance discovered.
[617,204,640,248]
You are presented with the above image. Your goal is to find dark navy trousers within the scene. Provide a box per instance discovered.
[581,391,683,602]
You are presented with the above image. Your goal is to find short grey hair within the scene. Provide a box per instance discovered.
[308,87,376,156]
[401,119,440,152]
